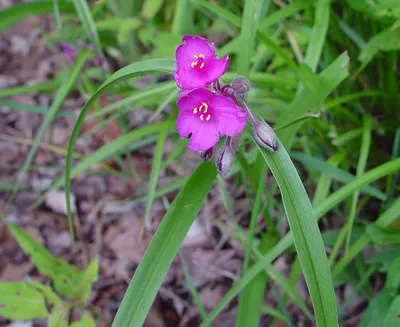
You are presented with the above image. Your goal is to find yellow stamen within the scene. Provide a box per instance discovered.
[199,54,205,58]
[200,114,204,120]
[193,108,198,113]
[199,63,205,69]
[193,55,198,59]
[199,105,203,112]
[191,61,198,68]
[206,114,211,121]
[202,102,208,113]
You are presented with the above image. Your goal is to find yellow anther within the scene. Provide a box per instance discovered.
[193,107,198,113]
[200,114,204,120]
[202,102,208,113]
[206,114,211,121]
[193,55,198,59]
[199,54,205,58]
[191,61,198,68]
[199,63,205,69]
[199,105,203,112]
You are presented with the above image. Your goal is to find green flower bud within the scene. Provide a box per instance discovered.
[216,143,235,176]
[253,121,278,152]
[230,76,251,94]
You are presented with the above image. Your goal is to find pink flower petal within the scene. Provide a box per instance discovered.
[177,88,214,112]
[175,36,214,67]
[209,95,247,136]
[188,121,219,151]
[203,54,229,83]
[176,111,219,151]
[176,111,197,138]
[174,35,229,89]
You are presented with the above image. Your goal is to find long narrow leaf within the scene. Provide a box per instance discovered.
[112,163,217,327]
[8,51,89,204]
[64,59,175,240]
[203,157,400,324]
[257,140,338,327]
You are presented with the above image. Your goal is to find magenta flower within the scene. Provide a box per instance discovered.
[174,36,229,90]
[176,88,247,151]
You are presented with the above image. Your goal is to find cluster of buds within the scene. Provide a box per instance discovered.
[173,36,277,176]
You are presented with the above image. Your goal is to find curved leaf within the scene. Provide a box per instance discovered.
[64,58,175,240]
[202,156,400,326]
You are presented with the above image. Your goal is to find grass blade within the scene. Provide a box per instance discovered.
[256,139,338,327]
[345,115,372,250]
[31,121,175,209]
[0,0,74,32]
[203,157,400,324]
[331,198,400,278]
[303,0,331,72]
[72,0,100,46]
[0,79,60,98]
[236,169,267,327]
[142,119,169,232]
[8,50,89,204]
[112,163,217,327]
[179,253,208,320]
[259,0,312,29]
[64,58,174,241]
[290,151,385,200]
[172,0,194,34]
[237,0,267,75]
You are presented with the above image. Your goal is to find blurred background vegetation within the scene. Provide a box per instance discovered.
[0,0,399,326]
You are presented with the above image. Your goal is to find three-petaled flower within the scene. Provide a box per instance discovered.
[176,89,246,151]
[174,36,229,90]
[173,35,276,176]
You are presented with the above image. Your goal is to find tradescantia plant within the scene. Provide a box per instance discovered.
[108,35,338,327]
[1,0,399,325]
[173,36,277,176]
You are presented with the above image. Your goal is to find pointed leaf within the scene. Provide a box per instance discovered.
[0,283,49,320]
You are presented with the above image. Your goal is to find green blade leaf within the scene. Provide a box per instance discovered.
[64,58,175,240]
[237,0,267,75]
[277,52,349,147]
[72,0,100,46]
[32,121,175,209]
[256,139,338,327]
[359,23,400,63]
[290,151,385,200]
[259,0,312,29]
[383,295,400,327]
[201,157,400,325]
[0,283,49,320]
[0,0,74,32]
[112,162,217,327]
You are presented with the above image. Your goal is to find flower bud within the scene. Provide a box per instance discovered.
[230,76,251,95]
[253,121,278,152]
[229,134,241,152]
[216,143,235,177]
[200,145,216,162]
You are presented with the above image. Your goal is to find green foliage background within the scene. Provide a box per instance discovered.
[0,0,399,326]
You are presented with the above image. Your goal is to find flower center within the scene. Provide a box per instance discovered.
[193,102,212,121]
[190,54,206,69]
